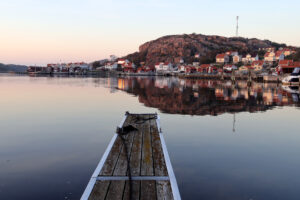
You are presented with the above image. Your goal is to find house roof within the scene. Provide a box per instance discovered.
[199,64,211,68]
[279,60,293,66]
[292,61,300,66]
[216,54,227,59]
[264,52,271,57]
[275,51,284,57]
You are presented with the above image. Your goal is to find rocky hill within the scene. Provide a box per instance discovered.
[125,34,293,67]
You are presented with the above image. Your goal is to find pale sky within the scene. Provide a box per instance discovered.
[0,0,299,65]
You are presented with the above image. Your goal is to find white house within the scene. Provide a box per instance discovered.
[104,62,118,70]
[117,59,129,65]
[155,62,174,72]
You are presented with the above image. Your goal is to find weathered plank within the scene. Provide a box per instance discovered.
[113,131,135,176]
[105,180,126,200]
[141,115,154,176]
[151,119,168,176]
[99,115,132,176]
[88,181,110,200]
[90,115,132,199]
[122,180,140,200]
[140,180,156,200]
[129,123,143,176]
[106,120,136,200]
[156,181,173,200]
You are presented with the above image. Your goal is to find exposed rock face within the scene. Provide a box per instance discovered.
[126,34,288,66]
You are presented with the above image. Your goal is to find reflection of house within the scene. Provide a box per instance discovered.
[118,77,300,116]
[216,54,229,63]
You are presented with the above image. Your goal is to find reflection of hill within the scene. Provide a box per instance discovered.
[117,77,300,116]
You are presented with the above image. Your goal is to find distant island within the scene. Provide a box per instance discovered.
[0,63,27,73]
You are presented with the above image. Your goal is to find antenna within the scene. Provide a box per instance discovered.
[236,16,239,37]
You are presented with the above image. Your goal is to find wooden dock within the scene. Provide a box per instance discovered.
[81,113,181,200]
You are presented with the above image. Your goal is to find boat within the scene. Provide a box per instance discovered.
[282,67,300,85]
[81,112,181,200]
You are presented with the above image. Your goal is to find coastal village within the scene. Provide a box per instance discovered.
[26,47,299,80]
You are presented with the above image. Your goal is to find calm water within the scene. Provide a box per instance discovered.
[1,74,300,200]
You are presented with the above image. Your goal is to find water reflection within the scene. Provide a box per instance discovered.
[101,77,300,115]
[1,74,300,200]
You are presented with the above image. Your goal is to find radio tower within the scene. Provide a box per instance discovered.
[236,16,239,37]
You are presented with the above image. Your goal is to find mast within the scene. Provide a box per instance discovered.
[236,16,239,37]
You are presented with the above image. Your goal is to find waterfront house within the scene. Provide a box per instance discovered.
[104,62,118,70]
[155,62,174,72]
[122,62,136,72]
[233,54,242,63]
[239,65,253,72]
[264,52,276,62]
[223,64,237,73]
[280,61,300,73]
[216,54,229,63]
[275,51,285,61]
[117,59,129,65]
[198,64,211,73]
[242,53,259,63]
[279,60,293,67]
[178,65,188,73]
[186,66,196,73]
[281,48,294,56]
[252,60,265,72]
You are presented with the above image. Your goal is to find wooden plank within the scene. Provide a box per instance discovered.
[88,181,110,200]
[141,115,154,176]
[156,181,174,200]
[113,131,135,176]
[150,119,168,176]
[105,115,136,200]
[140,180,156,200]
[129,123,142,176]
[90,115,132,199]
[122,180,140,200]
[105,180,126,200]
[99,115,132,176]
